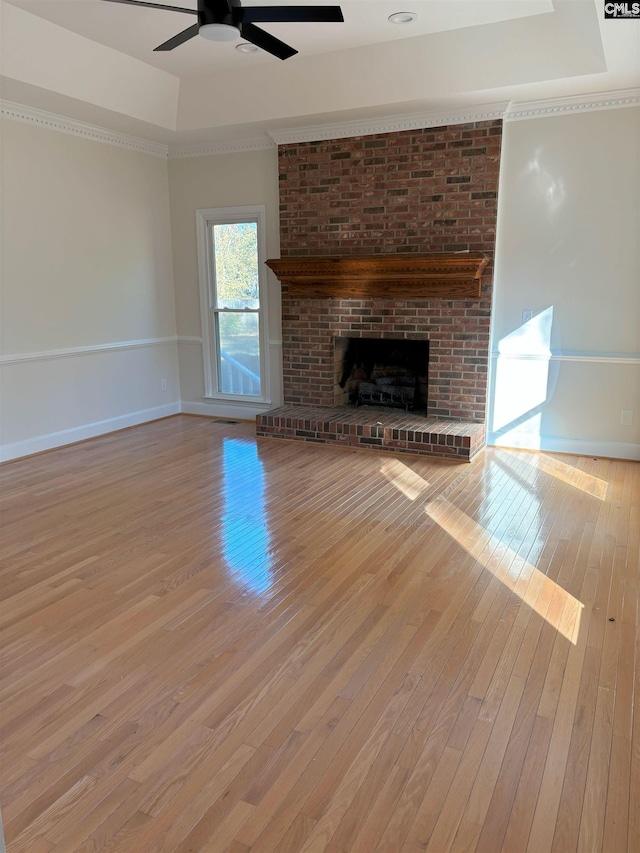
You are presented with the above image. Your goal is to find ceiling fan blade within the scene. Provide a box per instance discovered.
[154,22,200,50]
[100,0,197,13]
[238,6,343,24]
[240,22,297,60]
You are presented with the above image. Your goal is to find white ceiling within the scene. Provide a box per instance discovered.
[2,0,555,74]
[1,0,639,146]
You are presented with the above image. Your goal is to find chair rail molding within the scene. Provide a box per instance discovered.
[0,337,178,366]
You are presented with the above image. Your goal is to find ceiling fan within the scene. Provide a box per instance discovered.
[99,0,344,59]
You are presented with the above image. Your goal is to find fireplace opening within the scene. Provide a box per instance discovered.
[334,337,429,415]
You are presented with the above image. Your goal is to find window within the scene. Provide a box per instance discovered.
[196,206,270,404]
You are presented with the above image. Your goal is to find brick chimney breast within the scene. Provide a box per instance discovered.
[276,120,502,423]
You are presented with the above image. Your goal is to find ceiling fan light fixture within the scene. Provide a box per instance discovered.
[388,11,418,24]
[236,41,258,53]
[199,22,239,41]
[102,0,344,58]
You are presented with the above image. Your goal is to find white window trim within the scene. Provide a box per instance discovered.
[195,205,271,405]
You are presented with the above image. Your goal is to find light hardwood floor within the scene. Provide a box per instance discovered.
[0,415,638,853]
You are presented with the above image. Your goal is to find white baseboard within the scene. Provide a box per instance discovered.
[0,402,181,462]
[487,432,640,461]
[181,400,274,421]
[4,407,636,463]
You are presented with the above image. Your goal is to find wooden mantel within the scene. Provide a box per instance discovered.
[265,252,490,299]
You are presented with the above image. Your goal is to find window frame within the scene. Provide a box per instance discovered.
[195,205,270,405]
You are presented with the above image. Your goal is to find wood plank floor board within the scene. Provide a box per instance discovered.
[549,644,600,852]
[0,415,637,852]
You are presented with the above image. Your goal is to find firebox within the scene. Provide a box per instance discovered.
[334,337,429,415]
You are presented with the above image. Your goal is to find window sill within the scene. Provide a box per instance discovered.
[202,396,272,409]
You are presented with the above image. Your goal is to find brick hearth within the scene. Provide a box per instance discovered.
[256,406,486,461]
[260,120,502,460]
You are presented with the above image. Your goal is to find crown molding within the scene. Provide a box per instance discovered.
[505,87,640,121]
[267,102,510,146]
[267,88,640,145]
[2,88,638,160]
[0,100,170,158]
[168,135,275,159]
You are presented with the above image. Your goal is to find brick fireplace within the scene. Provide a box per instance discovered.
[257,119,502,460]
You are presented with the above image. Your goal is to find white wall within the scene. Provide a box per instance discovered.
[0,119,179,460]
[168,147,282,419]
[488,106,640,460]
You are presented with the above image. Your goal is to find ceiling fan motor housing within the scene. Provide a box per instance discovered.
[199,0,236,26]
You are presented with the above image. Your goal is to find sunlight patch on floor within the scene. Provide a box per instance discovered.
[379,458,432,500]
[528,454,609,500]
[425,496,583,644]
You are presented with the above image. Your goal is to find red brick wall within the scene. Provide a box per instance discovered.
[277,120,502,422]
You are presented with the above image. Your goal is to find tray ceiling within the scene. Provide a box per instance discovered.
[1,0,637,144]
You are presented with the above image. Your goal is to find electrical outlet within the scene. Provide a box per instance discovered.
[161,378,168,392]
[621,409,633,426]
[522,309,534,324]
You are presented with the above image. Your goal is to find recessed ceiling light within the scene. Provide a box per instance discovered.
[388,12,418,24]
[236,42,259,54]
